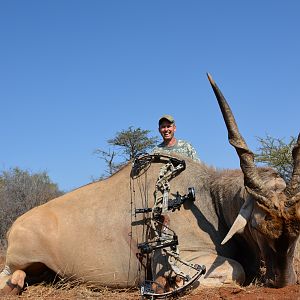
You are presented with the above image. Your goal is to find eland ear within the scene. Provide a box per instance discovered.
[221,196,254,245]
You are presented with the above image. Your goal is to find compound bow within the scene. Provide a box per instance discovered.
[131,153,206,299]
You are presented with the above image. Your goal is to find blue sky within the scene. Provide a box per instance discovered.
[1,1,299,192]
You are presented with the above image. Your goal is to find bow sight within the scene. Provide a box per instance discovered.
[131,153,206,299]
[135,187,195,217]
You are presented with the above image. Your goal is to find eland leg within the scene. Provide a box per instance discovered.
[0,266,26,295]
[184,252,246,287]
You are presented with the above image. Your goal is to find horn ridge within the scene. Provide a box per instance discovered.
[207,73,270,199]
[285,133,300,198]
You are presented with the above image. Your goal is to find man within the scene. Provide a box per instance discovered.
[152,115,200,162]
[151,115,200,292]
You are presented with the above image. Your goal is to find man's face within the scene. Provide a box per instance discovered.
[159,120,176,142]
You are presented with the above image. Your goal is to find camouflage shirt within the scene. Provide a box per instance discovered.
[152,139,201,162]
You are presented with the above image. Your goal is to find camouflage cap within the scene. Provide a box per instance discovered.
[158,114,175,126]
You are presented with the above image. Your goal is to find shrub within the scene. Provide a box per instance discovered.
[0,168,63,245]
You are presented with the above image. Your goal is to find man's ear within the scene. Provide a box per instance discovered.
[173,124,176,132]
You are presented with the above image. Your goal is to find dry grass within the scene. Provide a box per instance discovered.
[0,244,299,299]
[18,283,139,300]
[0,274,139,299]
[0,276,299,300]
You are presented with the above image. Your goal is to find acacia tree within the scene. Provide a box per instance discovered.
[93,148,122,178]
[255,135,296,182]
[95,126,158,177]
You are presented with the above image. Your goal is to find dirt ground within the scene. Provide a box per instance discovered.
[0,254,299,299]
[186,285,300,300]
[5,282,299,300]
